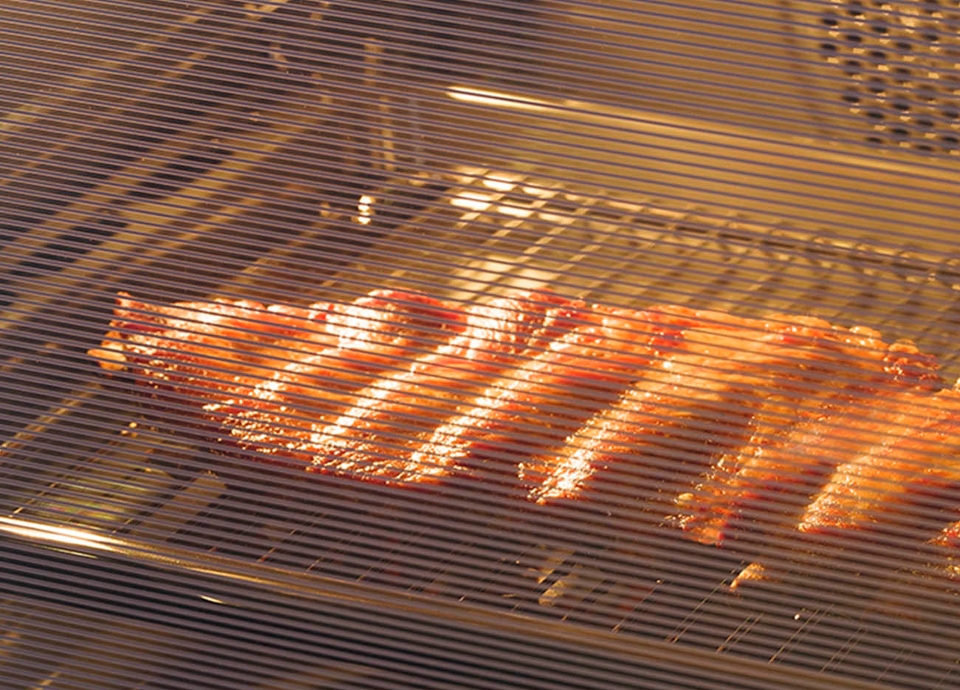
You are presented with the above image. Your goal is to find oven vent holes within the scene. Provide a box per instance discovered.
[817,0,960,154]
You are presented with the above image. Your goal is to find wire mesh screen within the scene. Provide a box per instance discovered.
[1,1,960,689]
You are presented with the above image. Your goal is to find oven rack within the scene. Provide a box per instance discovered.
[3,166,960,688]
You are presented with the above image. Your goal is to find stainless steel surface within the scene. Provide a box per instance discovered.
[803,0,960,154]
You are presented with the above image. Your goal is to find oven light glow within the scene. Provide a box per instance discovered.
[0,517,118,552]
[451,190,494,212]
[356,194,375,226]
[446,86,549,112]
[482,175,518,192]
[498,204,534,219]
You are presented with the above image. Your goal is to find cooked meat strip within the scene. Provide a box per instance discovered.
[674,338,941,550]
[206,289,466,464]
[321,290,465,354]
[734,388,960,589]
[523,312,881,509]
[800,388,960,537]
[408,304,698,488]
[726,387,959,592]
[89,292,334,405]
[308,291,585,483]
[729,395,947,594]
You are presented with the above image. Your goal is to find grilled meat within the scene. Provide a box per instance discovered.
[523,312,893,510]
[308,291,585,483]
[92,287,960,593]
[408,304,698,488]
[89,292,334,406]
[204,290,467,464]
[800,388,960,537]
[673,339,941,551]
[725,387,959,592]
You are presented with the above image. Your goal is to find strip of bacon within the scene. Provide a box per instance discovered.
[307,291,585,483]
[406,304,699,489]
[205,290,466,464]
[523,312,879,509]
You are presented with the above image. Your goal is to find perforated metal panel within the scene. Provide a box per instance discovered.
[801,0,960,154]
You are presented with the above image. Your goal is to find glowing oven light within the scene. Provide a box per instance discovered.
[446,86,550,112]
[356,194,375,225]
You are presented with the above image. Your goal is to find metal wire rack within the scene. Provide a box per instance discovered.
[3,165,960,688]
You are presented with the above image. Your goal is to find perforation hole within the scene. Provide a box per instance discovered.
[844,59,863,76]
[817,0,960,155]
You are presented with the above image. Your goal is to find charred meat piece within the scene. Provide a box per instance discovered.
[206,290,466,464]
[89,292,334,406]
[408,304,699,489]
[523,312,884,510]
[308,291,585,483]
[674,338,941,550]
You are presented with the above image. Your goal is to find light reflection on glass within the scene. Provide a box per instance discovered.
[446,86,549,112]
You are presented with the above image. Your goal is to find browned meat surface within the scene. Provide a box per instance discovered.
[931,519,960,550]
[308,291,585,483]
[673,339,941,550]
[523,312,891,509]
[800,389,960,537]
[725,388,959,592]
[92,286,960,592]
[927,518,960,583]
[407,304,701,488]
[89,292,334,405]
[320,290,465,354]
[205,290,466,464]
